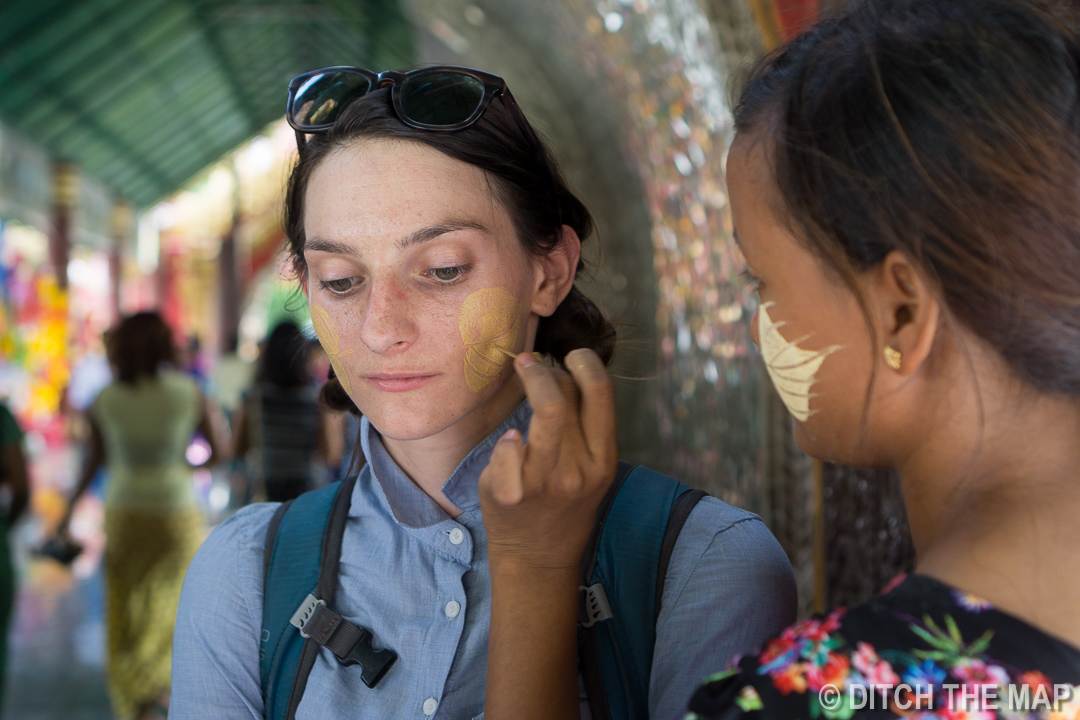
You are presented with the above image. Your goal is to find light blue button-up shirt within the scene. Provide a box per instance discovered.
[171,402,796,720]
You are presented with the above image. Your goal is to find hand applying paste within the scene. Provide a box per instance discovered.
[458,287,523,393]
[758,301,842,422]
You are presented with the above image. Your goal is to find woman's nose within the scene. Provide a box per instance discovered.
[357,278,417,354]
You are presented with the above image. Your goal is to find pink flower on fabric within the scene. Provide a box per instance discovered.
[852,643,901,686]
[779,609,845,644]
[952,658,1010,688]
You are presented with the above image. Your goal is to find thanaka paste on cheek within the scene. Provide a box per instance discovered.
[310,303,355,394]
[758,301,843,422]
[458,287,523,393]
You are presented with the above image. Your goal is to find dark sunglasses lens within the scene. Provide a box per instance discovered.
[399,72,486,127]
[292,72,372,128]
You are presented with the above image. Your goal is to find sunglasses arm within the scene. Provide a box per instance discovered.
[500,88,544,152]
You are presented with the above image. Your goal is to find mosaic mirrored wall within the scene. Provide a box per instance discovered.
[558,0,766,505]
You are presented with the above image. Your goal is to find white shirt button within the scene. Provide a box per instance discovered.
[448,527,465,545]
[423,697,438,716]
[444,600,461,618]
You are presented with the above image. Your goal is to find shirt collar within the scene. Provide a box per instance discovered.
[358,401,533,527]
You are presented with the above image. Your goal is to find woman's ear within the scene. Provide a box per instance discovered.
[868,250,941,376]
[530,225,582,317]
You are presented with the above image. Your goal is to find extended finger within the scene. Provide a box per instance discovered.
[515,354,567,474]
[480,429,526,506]
[552,367,584,443]
[563,348,617,467]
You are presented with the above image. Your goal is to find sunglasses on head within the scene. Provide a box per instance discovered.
[286,65,541,152]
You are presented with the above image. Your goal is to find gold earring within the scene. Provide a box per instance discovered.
[884,346,902,370]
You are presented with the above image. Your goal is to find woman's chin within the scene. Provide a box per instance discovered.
[792,418,879,469]
[355,391,473,443]
[353,374,518,444]
[361,409,462,443]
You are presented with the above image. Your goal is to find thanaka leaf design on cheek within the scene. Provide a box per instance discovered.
[310,303,355,394]
[457,287,523,393]
[758,301,843,422]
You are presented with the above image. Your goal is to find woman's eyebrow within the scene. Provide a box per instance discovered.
[396,220,490,251]
[305,238,359,256]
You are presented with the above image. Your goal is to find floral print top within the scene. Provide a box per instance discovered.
[686,574,1080,720]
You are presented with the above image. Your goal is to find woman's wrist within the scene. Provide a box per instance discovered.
[488,551,581,581]
[489,557,580,613]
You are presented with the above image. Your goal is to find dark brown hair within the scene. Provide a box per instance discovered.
[284,84,616,413]
[109,312,176,385]
[735,0,1080,396]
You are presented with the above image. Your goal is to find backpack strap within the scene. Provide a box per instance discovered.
[655,487,706,625]
[578,461,635,720]
[260,477,361,720]
[578,464,706,720]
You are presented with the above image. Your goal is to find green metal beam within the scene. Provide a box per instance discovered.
[3,70,173,189]
[0,0,143,77]
[0,0,415,208]
[0,0,74,49]
[183,0,259,135]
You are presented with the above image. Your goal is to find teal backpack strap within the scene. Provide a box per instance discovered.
[259,477,355,720]
[578,463,706,720]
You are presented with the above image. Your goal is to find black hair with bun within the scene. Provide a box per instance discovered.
[283,78,616,414]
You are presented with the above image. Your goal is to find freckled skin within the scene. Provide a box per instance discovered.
[302,139,543,447]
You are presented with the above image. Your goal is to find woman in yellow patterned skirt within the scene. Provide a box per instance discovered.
[59,312,222,720]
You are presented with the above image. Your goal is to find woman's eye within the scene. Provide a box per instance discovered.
[320,277,358,294]
[740,269,761,291]
[429,266,468,283]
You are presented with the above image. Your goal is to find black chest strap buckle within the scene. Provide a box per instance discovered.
[290,594,397,688]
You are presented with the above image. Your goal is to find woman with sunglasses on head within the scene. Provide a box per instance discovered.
[479,1,1080,719]
[169,66,796,720]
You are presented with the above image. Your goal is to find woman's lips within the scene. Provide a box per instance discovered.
[362,373,438,392]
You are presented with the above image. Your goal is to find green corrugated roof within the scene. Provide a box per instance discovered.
[0,0,414,207]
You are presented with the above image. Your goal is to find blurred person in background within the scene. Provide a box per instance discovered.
[231,321,332,502]
[178,335,208,390]
[57,311,223,720]
[0,400,28,718]
[208,332,254,422]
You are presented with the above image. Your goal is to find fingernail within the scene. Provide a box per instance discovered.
[567,348,589,366]
[517,352,536,368]
[501,429,521,442]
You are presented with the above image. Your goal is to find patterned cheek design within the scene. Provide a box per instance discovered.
[310,304,355,394]
[758,301,842,422]
[458,287,523,393]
